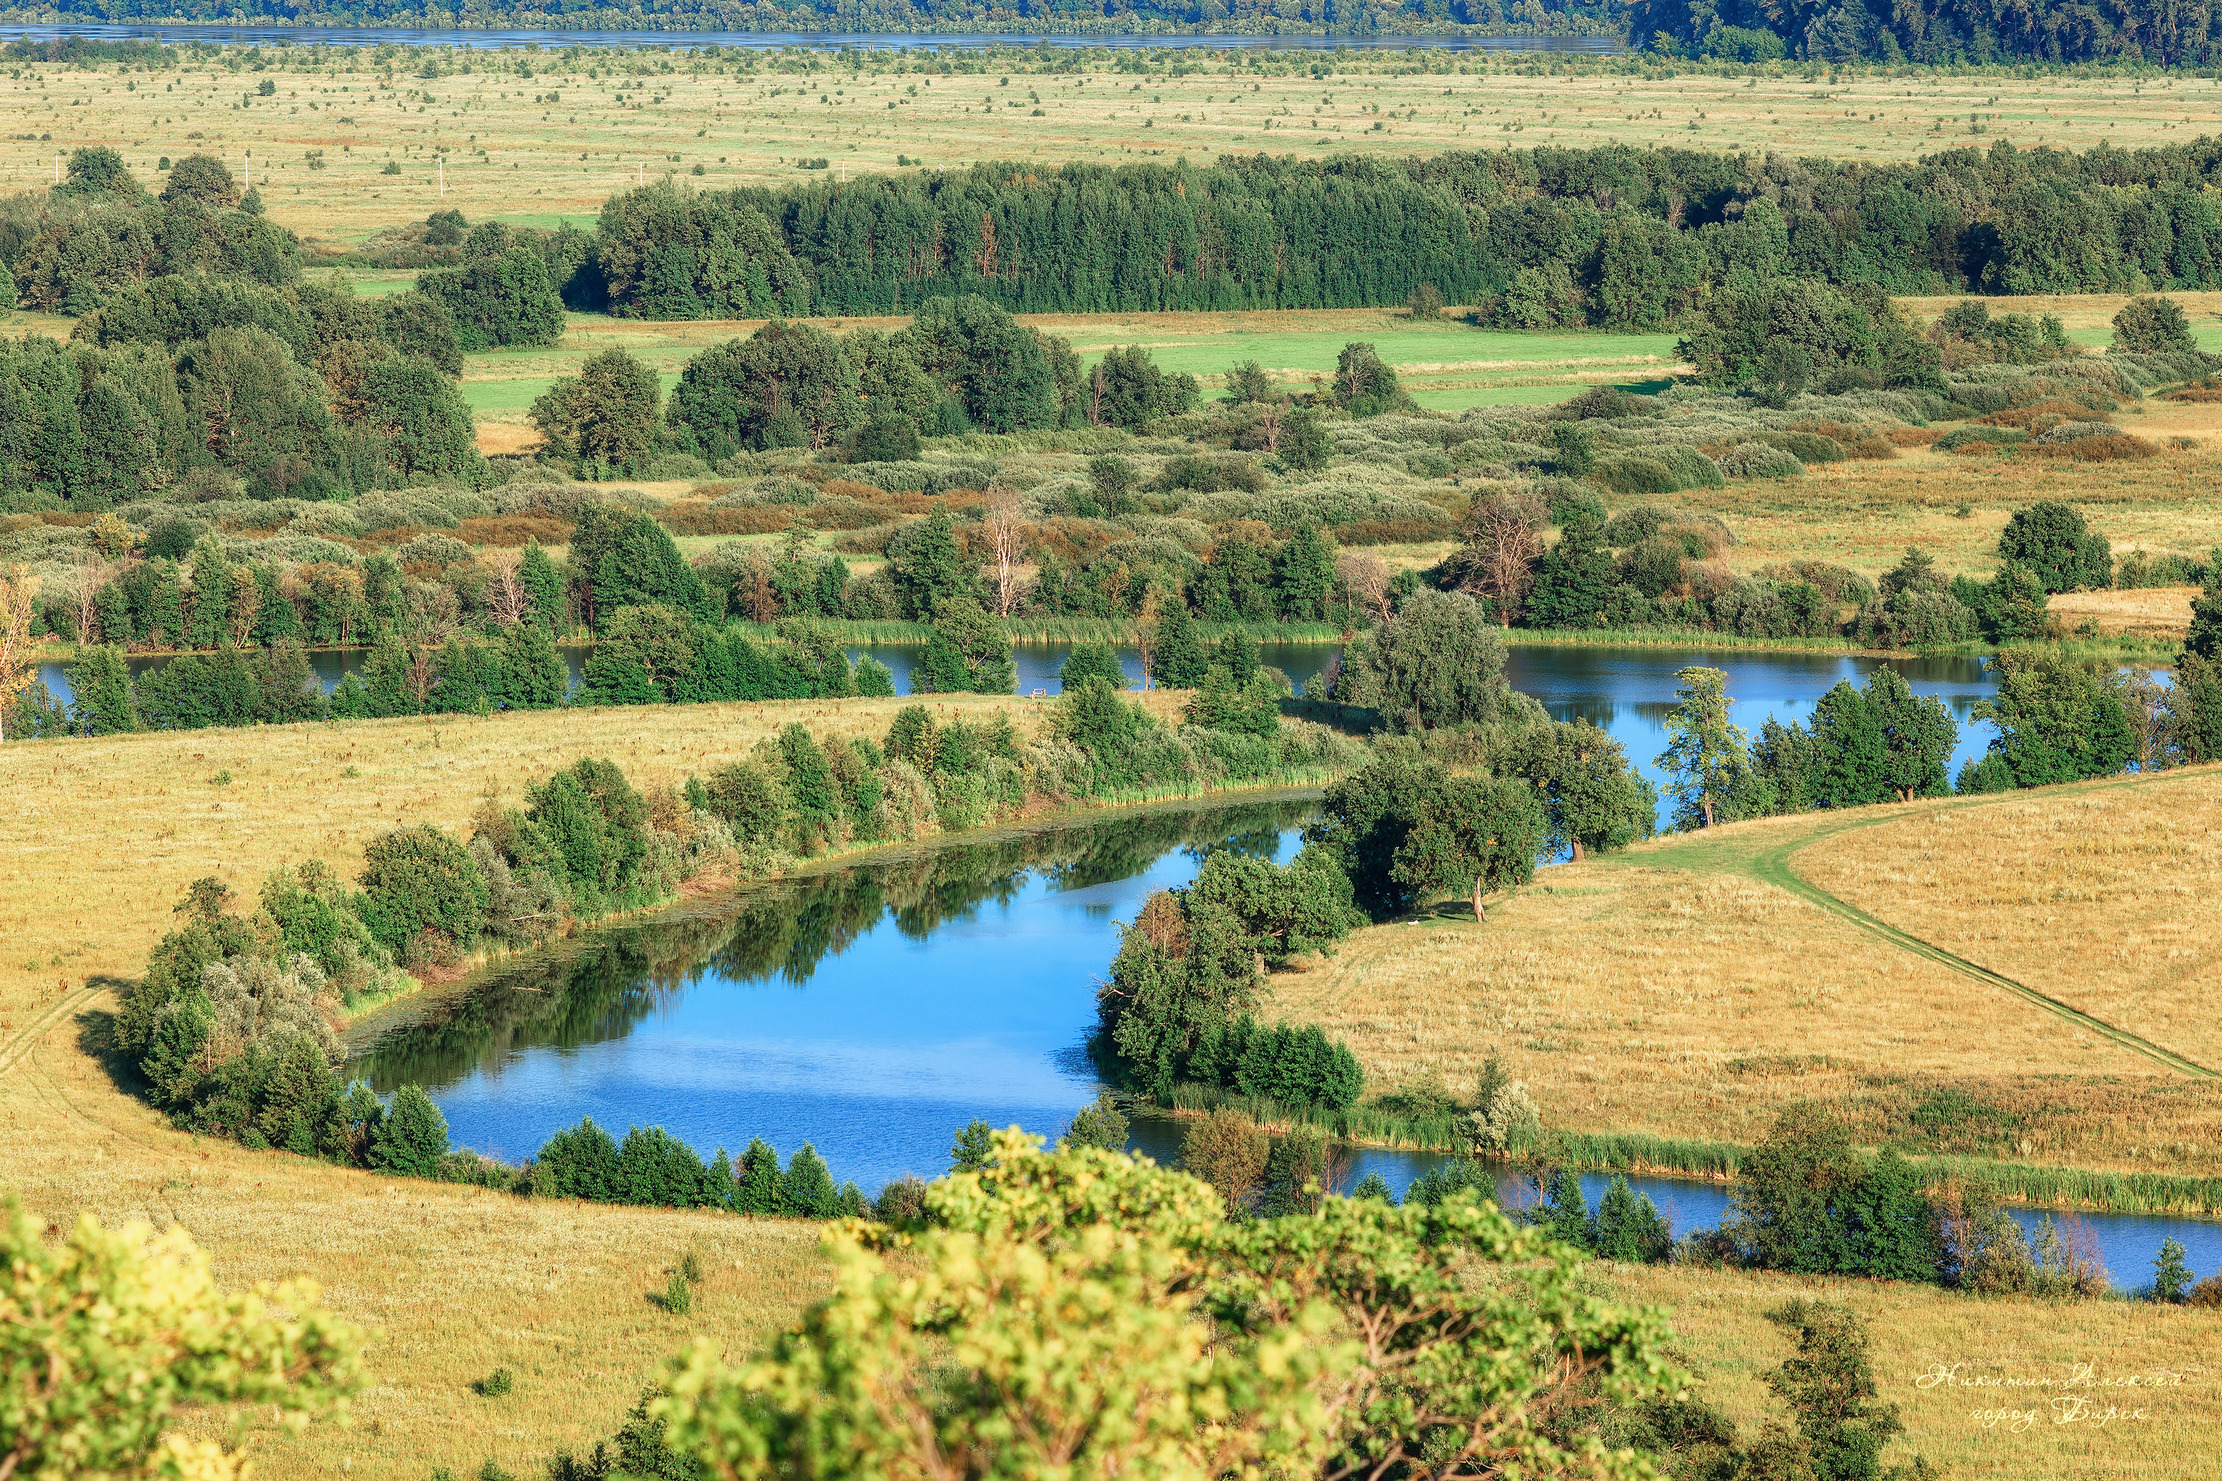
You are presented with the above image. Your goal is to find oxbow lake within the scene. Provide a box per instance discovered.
[42,640,2003,824]
[344,797,2222,1290]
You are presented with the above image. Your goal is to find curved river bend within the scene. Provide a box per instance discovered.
[347,789,2222,1294]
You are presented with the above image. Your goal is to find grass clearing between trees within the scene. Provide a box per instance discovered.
[1264,764,2222,1184]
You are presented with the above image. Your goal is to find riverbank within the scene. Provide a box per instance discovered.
[29,621,2172,681]
[1146,1092,2222,1221]
[1261,765,2222,1199]
[341,776,1338,1038]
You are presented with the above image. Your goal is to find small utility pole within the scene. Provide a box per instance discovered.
[438,155,445,197]
[636,161,643,185]
[53,153,61,183]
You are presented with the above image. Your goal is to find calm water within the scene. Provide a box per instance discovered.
[39,641,2003,828]
[349,799,2222,1288]
[0,21,1623,52]
[349,800,1310,1181]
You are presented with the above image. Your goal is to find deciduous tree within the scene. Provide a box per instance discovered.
[1657,665,1749,829]
[0,1201,362,1481]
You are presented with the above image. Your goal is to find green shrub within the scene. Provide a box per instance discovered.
[653,1272,693,1315]
[367,1084,450,1178]
[354,824,489,962]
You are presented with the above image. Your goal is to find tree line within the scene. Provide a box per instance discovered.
[3,0,1623,34]
[1447,487,2201,648]
[0,152,566,507]
[1630,0,2222,66]
[560,139,2222,328]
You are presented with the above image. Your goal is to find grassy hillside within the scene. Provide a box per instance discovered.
[1264,765,2222,1182]
[0,691,1194,1030]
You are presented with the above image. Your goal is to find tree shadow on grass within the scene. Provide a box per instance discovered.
[72,980,143,1095]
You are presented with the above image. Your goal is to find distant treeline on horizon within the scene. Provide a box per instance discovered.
[6,0,2222,63]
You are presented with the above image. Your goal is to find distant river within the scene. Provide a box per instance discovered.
[0,21,1624,52]
[37,640,2000,830]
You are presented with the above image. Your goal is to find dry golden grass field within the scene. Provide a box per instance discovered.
[1798,782,2222,1082]
[8,48,2222,241]
[4,704,2222,1477]
[1266,765,2222,1181]
[1604,1259,2222,1481]
[0,690,1188,1028]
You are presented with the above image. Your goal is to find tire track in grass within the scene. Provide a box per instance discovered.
[1752,830,2221,1081]
[1579,766,2222,1079]
[0,985,98,1080]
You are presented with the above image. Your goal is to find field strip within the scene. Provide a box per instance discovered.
[0,985,99,1081]
[1576,765,2222,1079]
[1754,830,2222,1081]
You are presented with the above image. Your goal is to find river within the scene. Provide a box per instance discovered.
[0,21,1624,52]
[344,796,2222,1293]
[38,639,2003,821]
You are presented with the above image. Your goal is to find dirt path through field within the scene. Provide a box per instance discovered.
[1584,767,2221,1081]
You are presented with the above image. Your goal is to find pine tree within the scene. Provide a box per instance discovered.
[519,540,565,631]
[777,724,837,851]
[778,1143,838,1218]
[65,645,139,735]
[733,1138,784,1215]
[1148,602,1209,688]
[368,1085,449,1178]
[2154,1238,2192,1303]
[504,622,569,709]
[1589,1175,1671,1264]
[1525,512,1618,630]
[1273,523,1338,620]
[2185,562,2222,660]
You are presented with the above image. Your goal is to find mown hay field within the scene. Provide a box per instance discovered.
[1264,769,2222,1180]
[0,690,1165,1028]
[1798,779,2222,1081]
[13,46,2222,242]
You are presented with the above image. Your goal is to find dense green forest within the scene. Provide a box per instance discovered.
[23,139,2222,334]
[585,141,2222,321]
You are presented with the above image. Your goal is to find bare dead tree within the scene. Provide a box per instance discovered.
[0,565,37,742]
[486,550,530,629]
[225,567,262,649]
[1337,551,1394,625]
[1254,401,1284,453]
[984,482,1028,617]
[406,644,440,706]
[741,553,779,624]
[73,550,108,644]
[1455,492,1547,625]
